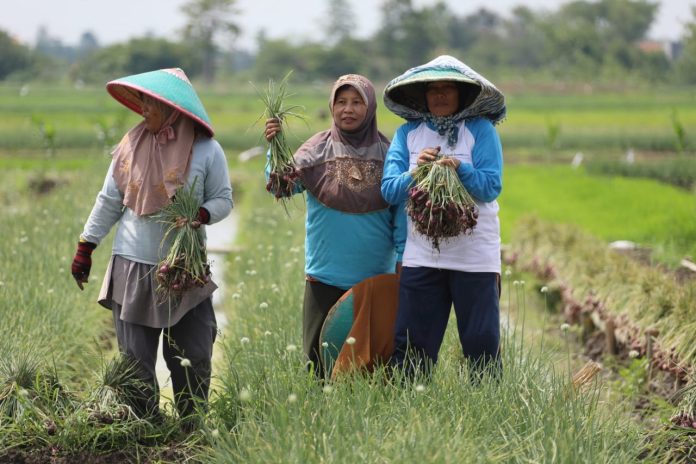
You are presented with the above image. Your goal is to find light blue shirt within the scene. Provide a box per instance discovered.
[82,137,233,265]
[266,156,406,290]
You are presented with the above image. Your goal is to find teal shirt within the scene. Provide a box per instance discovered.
[266,156,405,290]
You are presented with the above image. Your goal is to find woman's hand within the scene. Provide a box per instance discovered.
[436,157,461,170]
[264,118,281,142]
[416,146,441,165]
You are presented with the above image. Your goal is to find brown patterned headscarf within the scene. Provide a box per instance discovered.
[294,74,390,213]
[112,101,195,216]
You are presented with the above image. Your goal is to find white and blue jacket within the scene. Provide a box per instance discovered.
[381,117,502,273]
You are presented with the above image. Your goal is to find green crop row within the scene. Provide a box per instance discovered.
[510,216,696,378]
[499,164,696,266]
[1,82,694,155]
[586,158,696,190]
[0,157,659,462]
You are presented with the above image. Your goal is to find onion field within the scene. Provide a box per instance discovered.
[0,81,694,463]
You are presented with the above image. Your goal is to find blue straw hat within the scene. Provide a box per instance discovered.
[106,68,214,136]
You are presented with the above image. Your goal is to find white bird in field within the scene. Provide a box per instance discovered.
[571,152,584,168]
[238,146,264,162]
[625,148,635,164]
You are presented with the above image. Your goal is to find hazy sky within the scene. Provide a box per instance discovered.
[2,0,693,51]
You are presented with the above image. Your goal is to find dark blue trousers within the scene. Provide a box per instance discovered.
[391,267,500,377]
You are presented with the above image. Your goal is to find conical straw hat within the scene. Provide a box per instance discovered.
[384,55,506,125]
[106,68,214,136]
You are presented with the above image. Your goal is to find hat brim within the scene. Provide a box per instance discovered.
[385,70,481,114]
[106,69,214,137]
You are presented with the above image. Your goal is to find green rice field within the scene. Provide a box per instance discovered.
[1,80,695,154]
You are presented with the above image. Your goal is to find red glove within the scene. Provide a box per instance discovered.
[190,207,210,229]
[197,207,210,224]
[71,240,96,290]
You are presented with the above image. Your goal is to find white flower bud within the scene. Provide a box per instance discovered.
[239,388,252,402]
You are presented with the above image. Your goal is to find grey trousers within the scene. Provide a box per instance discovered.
[112,298,217,419]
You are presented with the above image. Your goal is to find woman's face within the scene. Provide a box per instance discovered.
[426,81,460,117]
[332,86,367,132]
[141,94,166,133]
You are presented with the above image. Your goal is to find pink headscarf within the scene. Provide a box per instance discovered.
[112,106,196,216]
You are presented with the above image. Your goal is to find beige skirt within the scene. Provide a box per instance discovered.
[98,255,217,329]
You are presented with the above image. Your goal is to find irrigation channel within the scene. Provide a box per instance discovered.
[154,210,239,398]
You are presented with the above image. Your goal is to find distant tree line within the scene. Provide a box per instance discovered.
[1,0,695,85]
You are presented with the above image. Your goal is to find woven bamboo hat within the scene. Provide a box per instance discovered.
[106,68,214,136]
[384,55,506,124]
[385,67,480,115]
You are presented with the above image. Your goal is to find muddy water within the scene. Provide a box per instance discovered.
[155,211,238,394]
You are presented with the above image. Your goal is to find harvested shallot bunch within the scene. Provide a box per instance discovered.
[267,166,300,200]
[154,179,211,303]
[255,71,304,204]
[671,383,696,429]
[407,157,478,252]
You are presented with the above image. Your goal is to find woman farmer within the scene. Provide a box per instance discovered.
[264,74,406,379]
[381,55,506,379]
[71,68,233,423]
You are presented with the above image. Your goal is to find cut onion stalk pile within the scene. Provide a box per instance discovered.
[407,156,478,252]
[671,383,696,429]
[154,178,210,303]
[255,71,304,204]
